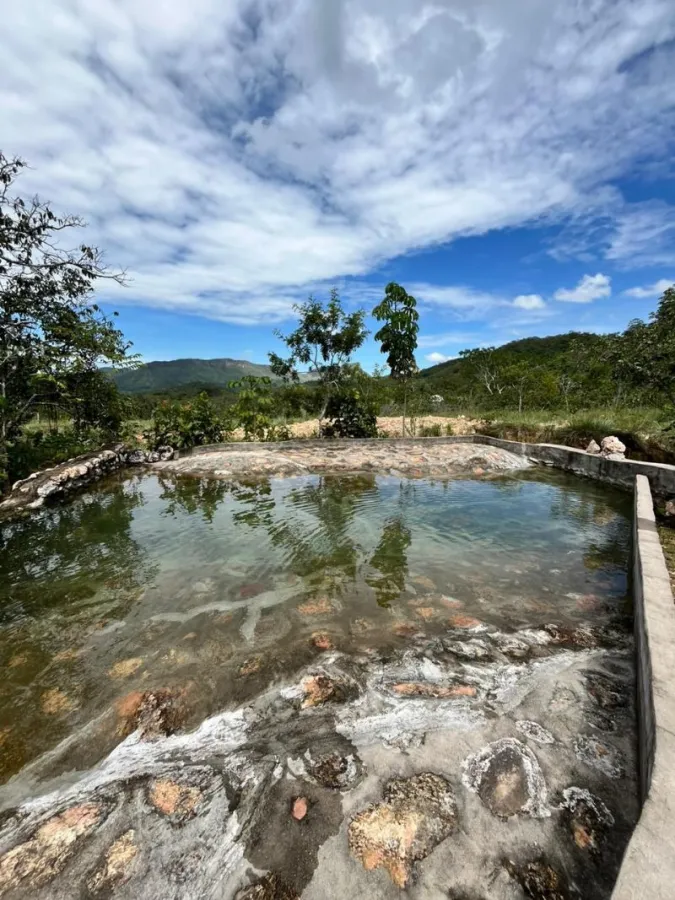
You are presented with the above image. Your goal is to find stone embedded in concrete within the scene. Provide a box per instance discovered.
[515,720,556,745]
[462,738,549,819]
[583,670,628,710]
[115,688,188,740]
[148,779,202,821]
[559,787,614,853]
[291,797,308,820]
[574,735,625,779]
[306,751,362,790]
[348,773,458,888]
[503,858,570,900]
[0,804,103,893]
[235,872,299,899]
[300,674,358,709]
[87,830,138,894]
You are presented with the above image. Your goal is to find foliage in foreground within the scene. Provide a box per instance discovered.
[144,393,224,450]
[0,151,135,487]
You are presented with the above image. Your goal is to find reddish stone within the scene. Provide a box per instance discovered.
[292,797,308,820]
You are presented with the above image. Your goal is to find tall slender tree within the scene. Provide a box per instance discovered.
[373,283,419,436]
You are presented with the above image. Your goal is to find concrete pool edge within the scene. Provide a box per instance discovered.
[611,475,675,900]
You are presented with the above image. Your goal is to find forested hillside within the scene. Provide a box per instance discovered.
[106,358,275,393]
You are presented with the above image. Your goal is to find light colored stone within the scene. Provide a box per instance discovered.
[601,435,626,458]
[586,439,601,454]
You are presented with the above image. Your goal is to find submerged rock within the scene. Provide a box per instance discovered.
[115,688,188,740]
[300,674,358,709]
[348,773,457,888]
[0,804,103,893]
[462,738,549,819]
[87,830,138,894]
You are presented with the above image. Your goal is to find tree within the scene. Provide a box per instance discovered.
[0,152,134,487]
[611,286,675,406]
[269,288,367,435]
[226,375,275,441]
[458,347,507,403]
[373,283,419,436]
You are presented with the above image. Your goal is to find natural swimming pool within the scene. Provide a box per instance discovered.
[0,467,638,898]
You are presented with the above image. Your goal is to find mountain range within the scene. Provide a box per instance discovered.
[106,358,276,394]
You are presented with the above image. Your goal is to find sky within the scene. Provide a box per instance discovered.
[2,0,674,370]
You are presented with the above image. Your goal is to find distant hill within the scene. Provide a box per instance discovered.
[106,358,276,394]
[419,332,609,399]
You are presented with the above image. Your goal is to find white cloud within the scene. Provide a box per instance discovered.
[554,273,611,303]
[424,352,454,365]
[513,294,546,310]
[624,278,674,299]
[1,1,674,323]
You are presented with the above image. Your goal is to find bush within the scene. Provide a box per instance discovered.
[145,392,223,450]
[7,428,105,484]
[419,423,442,437]
[323,388,378,438]
[445,423,454,436]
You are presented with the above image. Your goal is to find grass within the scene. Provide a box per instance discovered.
[658,522,675,592]
[475,407,674,464]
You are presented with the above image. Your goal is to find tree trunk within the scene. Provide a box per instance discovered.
[402,387,407,438]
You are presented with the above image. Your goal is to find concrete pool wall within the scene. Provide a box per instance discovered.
[610,474,675,900]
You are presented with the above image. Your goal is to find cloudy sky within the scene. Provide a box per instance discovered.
[3,0,674,367]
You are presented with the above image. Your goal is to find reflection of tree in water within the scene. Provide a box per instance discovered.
[0,478,153,626]
[366,517,412,608]
[547,480,631,576]
[158,474,229,524]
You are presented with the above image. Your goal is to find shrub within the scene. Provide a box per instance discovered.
[145,393,223,450]
[445,423,454,436]
[7,428,104,484]
[419,423,442,437]
[323,388,378,438]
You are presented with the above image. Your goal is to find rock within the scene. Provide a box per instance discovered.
[235,873,299,900]
[126,449,148,465]
[462,738,549,819]
[157,445,175,461]
[586,439,601,454]
[600,436,626,458]
[148,779,202,821]
[296,597,333,616]
[348,773,457,888]
[87,830,138,894]
[108,657,144,679]
[306,752,362,790]
[147,451,160,463]
[560,787,614,853]
[665,499,675,517]
[115,688,188,740]
[515,721,555,745]
[300,674,358,709]
[40,688,77,715]
[0,804,103,893]
[239,657,262,676]
[311,632,333,651]
[503,858,570,900]
[573,735,625,779]
[291,797,308,820]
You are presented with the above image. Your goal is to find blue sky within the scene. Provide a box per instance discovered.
[2,0,674,371]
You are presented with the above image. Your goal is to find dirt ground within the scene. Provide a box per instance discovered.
[231,416,483,441]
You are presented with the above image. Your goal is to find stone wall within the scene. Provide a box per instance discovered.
[1,444,131,518]
[611,475,675,899]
